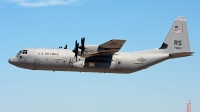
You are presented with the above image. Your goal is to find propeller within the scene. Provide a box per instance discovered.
[72,40,79,61]
[78,37,85,56]
[64,44,67,49]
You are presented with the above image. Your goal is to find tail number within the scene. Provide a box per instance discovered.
[174,40,182,50]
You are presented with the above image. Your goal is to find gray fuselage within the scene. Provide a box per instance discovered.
[9,48,169,74]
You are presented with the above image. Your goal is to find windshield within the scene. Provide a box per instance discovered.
[16,51,22,57]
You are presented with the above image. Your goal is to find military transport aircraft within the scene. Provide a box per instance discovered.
[9,16,194,74]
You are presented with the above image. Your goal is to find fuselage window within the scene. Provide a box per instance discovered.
[118,61,121,65]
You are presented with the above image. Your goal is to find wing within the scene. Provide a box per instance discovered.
[99,39,126,52]
[83,39,126,57]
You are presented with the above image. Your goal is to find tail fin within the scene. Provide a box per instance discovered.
[159,16,194,58]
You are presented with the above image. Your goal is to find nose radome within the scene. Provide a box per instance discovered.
[9,57,18,64]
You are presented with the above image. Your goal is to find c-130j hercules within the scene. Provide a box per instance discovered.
[9,16,194,74]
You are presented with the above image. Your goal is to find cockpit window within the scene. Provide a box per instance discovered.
[16,50,28,56]
[22,50,28,54]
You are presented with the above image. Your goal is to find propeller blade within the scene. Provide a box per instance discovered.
[72,40,77,53]
[72,40,79,61]
[79,37,85,56]
[64,44,67,49]
[81,47,84,56]
[81,37,85,47]
[75,43,79,61]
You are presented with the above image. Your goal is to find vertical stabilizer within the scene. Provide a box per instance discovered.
[159,16,193,57]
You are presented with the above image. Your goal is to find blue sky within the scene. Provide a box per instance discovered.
[0,0,199,112]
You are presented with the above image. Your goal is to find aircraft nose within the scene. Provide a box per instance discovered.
[9,57,18,64]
